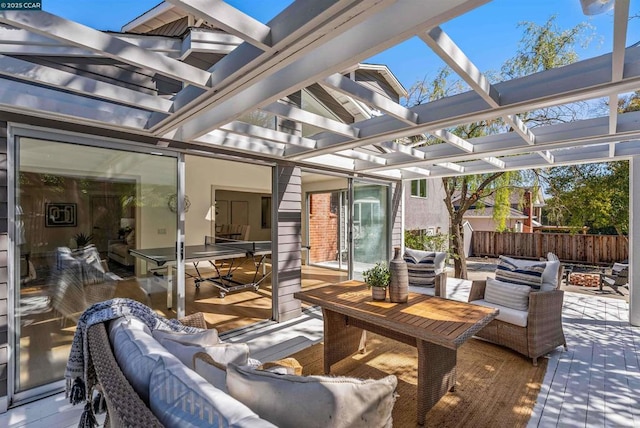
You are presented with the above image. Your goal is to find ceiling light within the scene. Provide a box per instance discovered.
[580,0,615,15]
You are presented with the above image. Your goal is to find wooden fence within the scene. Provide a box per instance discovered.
[471,231,628,265]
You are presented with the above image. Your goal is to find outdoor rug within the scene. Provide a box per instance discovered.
[289,332,547,428]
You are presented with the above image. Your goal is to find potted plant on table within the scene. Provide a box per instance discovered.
[363,262,391,301]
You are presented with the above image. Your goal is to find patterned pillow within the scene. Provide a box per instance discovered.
[495,256,545,289]
[484,277,531,311]
[404,249,446,287]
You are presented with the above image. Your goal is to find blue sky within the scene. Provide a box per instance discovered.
[42,0,639,91]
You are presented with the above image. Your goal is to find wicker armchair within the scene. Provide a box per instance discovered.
[87,312,208,427]
[468,278,567,366]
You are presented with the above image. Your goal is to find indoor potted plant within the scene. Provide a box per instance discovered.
[363,262,391,301]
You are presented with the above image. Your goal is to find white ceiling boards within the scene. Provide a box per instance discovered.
[0,0,638,180]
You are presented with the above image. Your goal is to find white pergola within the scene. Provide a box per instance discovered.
[0,0,638,324]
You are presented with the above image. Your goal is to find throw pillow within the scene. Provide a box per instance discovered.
[495,255,545,289]
[149,357,275,428]
[404,248,446,288]
[226,364,397,428]
[484,277,531,311]
[160,338,249,370]
[500,256,560,291]
[152,327,219,346]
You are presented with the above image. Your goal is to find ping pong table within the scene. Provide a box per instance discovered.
[129,237,272,306]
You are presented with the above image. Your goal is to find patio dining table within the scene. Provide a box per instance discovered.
[294,280,498,425]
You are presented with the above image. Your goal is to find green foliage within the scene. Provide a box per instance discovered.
[362,262,391,288]
[405,230,448,252]
[543,161,628,235]
[74,232,94,248]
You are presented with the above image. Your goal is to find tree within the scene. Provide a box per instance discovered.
[543,161,628,236]
[405,16,593,278]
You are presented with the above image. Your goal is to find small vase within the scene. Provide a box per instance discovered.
[371,286,387,301]
[389,247,409,303]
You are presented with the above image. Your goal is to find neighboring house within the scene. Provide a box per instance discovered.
[453,188,545,233]
[404,177,449,236]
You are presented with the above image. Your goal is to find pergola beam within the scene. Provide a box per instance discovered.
[287,45,640,159]
[261,102,360,138]
[432,129,474,152]
[0,11,212,88]
[0,78,152,129]
[322,73,418,124]
[421,26,537,146]
[171,0,488,140]
[152,0,402,134]
[359,111,640,173]
[420,26,500,106]
[0,54,172,112]
[609,0,629,136]
[220,121,317,149]
[165,0,272,50]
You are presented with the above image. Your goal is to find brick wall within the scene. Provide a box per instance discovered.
[308,193,338,263]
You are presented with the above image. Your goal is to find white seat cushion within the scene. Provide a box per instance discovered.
[472,299,529,327]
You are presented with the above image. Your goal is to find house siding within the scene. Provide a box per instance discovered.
[404,178,449,234]
[274,165,302,322]
[0,121,7,407]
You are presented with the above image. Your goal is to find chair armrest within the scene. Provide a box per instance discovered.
[87,323,163,427]
[528,290,564,330]
[178,312,208,329]
[468,280,487,302]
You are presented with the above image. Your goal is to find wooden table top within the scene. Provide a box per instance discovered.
[294,280,498,350]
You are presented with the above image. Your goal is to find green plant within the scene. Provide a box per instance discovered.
[362,262,391,288]
[74,232,94,248]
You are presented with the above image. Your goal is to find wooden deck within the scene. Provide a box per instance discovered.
[1,283,638,428]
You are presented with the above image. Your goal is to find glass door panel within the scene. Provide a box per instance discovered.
[352,181,389,274]
[307,191,349,270]
[15,137,178,393]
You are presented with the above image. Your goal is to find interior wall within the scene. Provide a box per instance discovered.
[215,190,271,241]
[184,155,271,246]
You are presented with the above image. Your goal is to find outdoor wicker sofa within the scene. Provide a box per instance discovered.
[468,256,567,365]
[86,310,398,428]
[87,312,214,427]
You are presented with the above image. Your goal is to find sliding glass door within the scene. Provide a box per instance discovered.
[14,136,178,395]
[352,181,390,273]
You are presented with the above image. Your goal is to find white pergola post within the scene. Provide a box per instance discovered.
[630,156,640,326]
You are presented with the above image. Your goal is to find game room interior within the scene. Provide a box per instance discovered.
[16,133,393,393]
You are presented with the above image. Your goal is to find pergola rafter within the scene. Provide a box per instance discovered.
[0,0,636,181]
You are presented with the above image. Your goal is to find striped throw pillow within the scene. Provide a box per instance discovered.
[484,277,531,311]
[495,256,545,289]
[404,249,446,287]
